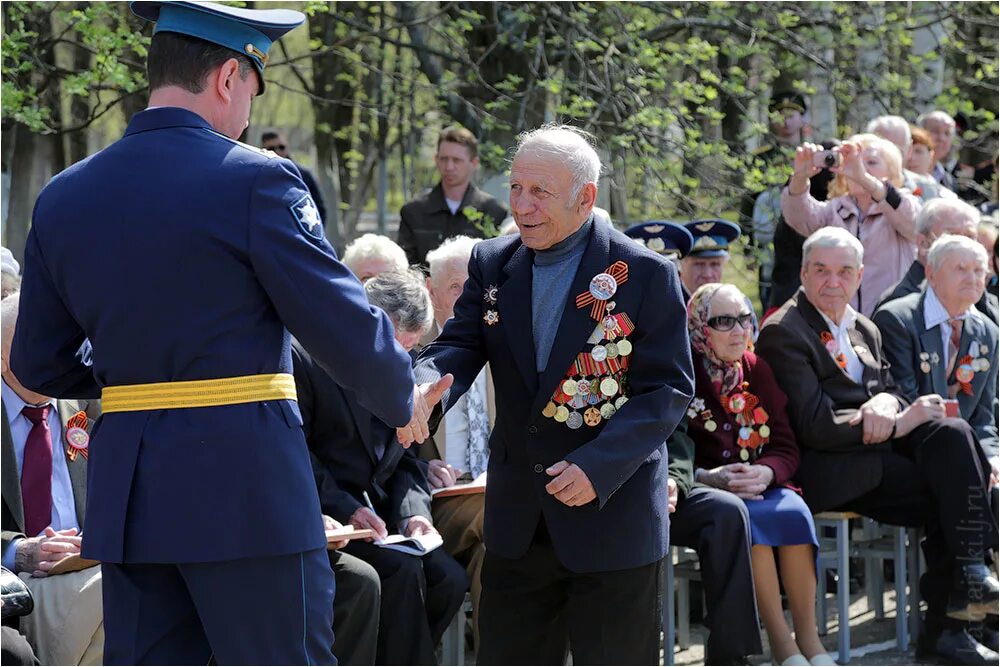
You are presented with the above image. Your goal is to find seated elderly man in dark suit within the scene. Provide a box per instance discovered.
[294,269,466,666]
[873,234,998,458]
[757,227,999,666]
[877,198,998,322]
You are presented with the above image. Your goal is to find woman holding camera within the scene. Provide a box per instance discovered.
[685,283,833,666]
[782,134,921,316]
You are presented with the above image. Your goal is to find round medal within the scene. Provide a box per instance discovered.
[600,377,619,397]
[739,426,752,441]
[729,394,746,412]
[920,361,931,373]
[739,448,750,461]
[542,401,558,418]
[589,273,618,301]
[570,394,588,409]
[956,364,975,383]
[605,342,619,359]
[577,379,591,395]
[583,407,602,426]
[600,403,617,419]
[562,379,578,396]
[758,425,771,438]
[603,315,618,334]
[65,426,89,450]
[705,420,717,432]
[980,344,989,356]
[614,396,629,409]
[617,339,632,356]
[980,359,990,371]
[555,406,570,423]
[587,392,602,406]
[591,345,608,362]
[566,411,584,430]
[590,378,601,395]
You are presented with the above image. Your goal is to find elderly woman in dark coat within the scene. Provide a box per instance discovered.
[685,283,834,666]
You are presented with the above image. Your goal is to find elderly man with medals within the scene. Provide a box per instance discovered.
[404,125,694,665]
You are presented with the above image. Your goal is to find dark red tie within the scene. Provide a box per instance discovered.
[20,405,53,537]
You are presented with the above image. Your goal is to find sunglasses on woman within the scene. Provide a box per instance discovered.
[707,313,754,332]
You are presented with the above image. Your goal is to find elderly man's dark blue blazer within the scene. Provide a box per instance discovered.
[415,219,694,573]
[10,107,415,564]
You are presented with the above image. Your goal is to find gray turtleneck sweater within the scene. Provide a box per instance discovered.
[531,217,593,373]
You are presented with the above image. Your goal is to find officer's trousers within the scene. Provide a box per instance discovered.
[101,547,336,665]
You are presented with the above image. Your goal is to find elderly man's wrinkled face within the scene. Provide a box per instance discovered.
[428,258,469,326]
[801,245,864,321]
[923,119,954,161]
[927,250,986,311]
[681,256,727,295]
[509,152,594,250]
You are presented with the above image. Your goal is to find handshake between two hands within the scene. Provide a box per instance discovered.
[394,375,597,507]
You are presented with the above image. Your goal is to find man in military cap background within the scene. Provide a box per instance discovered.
[742,90,810,307]
[681,219,742,297]
[10,1,442,664]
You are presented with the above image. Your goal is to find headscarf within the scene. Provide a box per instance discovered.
[686,283,757,397]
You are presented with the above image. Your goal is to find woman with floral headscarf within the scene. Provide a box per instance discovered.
[686,283,833,666]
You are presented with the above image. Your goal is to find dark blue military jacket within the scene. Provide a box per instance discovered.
[415,220,694,573]
[11,107,415,564]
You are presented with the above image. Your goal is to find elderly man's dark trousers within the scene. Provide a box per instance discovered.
[477,519,662,666]
[670,486,762,663]
[838,419,997,624]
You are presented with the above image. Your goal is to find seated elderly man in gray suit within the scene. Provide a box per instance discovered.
[873,234,998,460]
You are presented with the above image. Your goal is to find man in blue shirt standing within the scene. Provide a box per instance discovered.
[10,2,440,663]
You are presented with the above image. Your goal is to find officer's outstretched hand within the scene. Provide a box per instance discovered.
[545,461,597,507]
[396,374,454,448]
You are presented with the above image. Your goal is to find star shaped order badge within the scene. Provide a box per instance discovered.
[483,310,500,326]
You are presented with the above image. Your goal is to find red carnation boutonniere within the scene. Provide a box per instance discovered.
[913,186,923,197]
[820,331,848,369]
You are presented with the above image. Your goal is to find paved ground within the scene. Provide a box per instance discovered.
[670,588,934,666]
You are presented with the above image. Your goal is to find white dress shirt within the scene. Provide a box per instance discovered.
[2,380,80,569]
[819,306,864,384]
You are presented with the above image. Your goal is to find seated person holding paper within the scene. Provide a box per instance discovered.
[293,270,466,665]
[419,235,491,649]
[757,227,999,665]
[1,293,104,666]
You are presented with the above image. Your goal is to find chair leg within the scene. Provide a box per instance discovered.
[907,528,923,642]
[663,552,676,666]
[837,518,852,664]
[678,577,691,650]
[894,527,908,650]
[817,554,829,637]
[863,520,885,619]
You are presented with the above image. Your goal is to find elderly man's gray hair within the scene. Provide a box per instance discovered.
[801,227,864,268]
[866,115,912,151]
[426,235,479,278]
[342,233,408,276]
[915,198,980,236]
[1,292,20,348]
[926,234,988,273]
[513,124,602,202]
[364,269,433,335]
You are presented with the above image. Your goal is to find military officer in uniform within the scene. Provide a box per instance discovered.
[10,2,429,664]
[625,221,694,300]
[681,219,742,297]
[406,125,695,664]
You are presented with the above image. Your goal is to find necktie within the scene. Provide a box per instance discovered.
[21,405,53,537]
[947,318,963,375]
[465,381,490,478]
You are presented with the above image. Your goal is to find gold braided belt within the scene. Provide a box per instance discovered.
[101,373,297,413]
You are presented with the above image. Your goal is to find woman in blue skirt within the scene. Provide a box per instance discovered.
[685,283,835,666]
